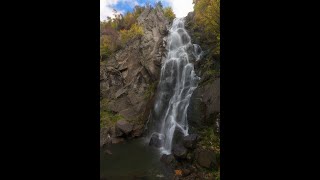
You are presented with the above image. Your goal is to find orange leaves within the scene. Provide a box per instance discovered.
[174,169,182,176]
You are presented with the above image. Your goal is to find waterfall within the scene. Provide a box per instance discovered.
[149,18,201,154]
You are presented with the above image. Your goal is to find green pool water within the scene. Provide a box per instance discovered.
[100,138,171,180]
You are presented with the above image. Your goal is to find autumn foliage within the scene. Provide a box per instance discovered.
[100,4,176,61]
[164,7,175,22]
[100,6,145,60]
[193,0,220,56]
[174,169,183,176]
[119,23,144,45]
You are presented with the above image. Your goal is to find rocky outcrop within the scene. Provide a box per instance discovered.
[115,120,133,136]
[132,124,144,137]
[188,78,220,130]
[195,149,218,170]
[183,134,199,149]
[149,133,164,148]
[172,144,188,159]
[160,154,175,165]
[100,6,169,123]
[185,11,220,133]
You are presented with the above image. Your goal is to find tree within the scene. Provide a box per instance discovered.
[193,0,220,55]
[164,7,175,22]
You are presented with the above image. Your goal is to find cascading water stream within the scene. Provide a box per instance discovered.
[149,18,202,154]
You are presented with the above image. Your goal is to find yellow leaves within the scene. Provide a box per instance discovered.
[120,23,144,45]
[164,7,175,22]
[194,0,220,34]
[193,0,220,55]
[174,169,183,176]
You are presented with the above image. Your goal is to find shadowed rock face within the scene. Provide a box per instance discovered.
[188,78,220,130]
[100,6,169,122]
[132,124,144,137]
[183,134,199,149]
[172,144,188,159]
[196,149,218,169]
[149,133,164,148]
[115,120,133,136]
[184,11,220,132]
[160,154,175,165]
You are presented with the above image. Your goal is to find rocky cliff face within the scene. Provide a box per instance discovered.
[100,8,220,179]
[100,7,220,140]
[185,12,221,134]
[100,6,169,124]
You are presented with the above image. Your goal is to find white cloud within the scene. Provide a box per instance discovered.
[164,0,194,18]
[100,0,194,21]
[100,0,118,20]
[100,0,140,21]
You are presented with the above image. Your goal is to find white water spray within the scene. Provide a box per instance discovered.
[150,18,201,154]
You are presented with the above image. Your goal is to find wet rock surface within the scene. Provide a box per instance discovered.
[149,134,164,148]
[172,144,188,159]
[160,154,175,165]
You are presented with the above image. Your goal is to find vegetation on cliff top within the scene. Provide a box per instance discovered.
[100,6,144,60]
[100,2,175,61]
[119,23,144,45]
[163,7,175,22]
[187,0,220,86]
[194,0,220,57]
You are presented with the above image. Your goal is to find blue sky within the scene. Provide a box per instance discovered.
[100,0,194,21]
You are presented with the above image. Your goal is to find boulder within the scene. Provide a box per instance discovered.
[160,154,175,165]
[149,134,164,148]
[172,144,188,159]
[196,149,218,169]
[132,124,144,137]
[115,120,133,136]
[183,134,199,149]
[115,127,124,137]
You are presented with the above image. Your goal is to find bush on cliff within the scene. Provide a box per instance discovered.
[164,7,175,22]
[120,23,144,45]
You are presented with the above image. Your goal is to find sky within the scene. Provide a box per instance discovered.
[100,0,194,21]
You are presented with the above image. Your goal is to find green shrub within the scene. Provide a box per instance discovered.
[193,0,220,56]
[120,23,144,45]
[100,98,123,128]
[198,127,220,152]
[163,7,175,22]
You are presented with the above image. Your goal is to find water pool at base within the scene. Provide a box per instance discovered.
[100,138,171,180]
